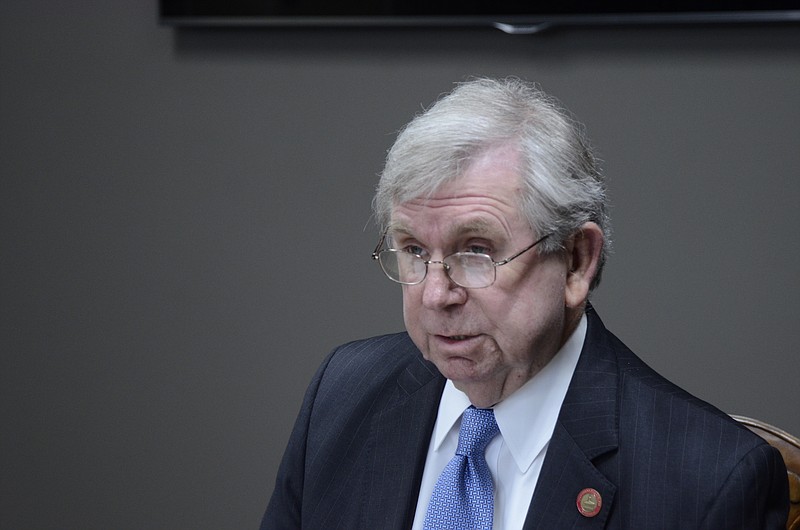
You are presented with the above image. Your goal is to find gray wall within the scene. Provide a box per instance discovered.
[2,2,798,528]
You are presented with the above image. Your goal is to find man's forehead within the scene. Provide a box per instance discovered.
[387,216,505,239]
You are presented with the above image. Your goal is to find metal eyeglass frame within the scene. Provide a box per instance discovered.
[371,230,551,289]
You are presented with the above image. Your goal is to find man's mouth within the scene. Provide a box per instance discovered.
[438,334,478,342]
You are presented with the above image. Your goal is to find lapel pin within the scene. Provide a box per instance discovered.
[576,488,602,517]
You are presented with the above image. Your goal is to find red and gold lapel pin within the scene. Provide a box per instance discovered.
[576,488,602,517]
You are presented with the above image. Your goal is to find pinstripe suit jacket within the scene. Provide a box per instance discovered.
[262,307,788,529]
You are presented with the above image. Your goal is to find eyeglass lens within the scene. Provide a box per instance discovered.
[378,250,496,288]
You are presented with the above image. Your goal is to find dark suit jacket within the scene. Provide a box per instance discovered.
[262,307,789,529]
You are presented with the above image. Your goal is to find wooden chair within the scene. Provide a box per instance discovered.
[731,415,800,530]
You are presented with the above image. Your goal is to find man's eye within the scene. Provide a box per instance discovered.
[404,245,425,256]
[465,245,492,255]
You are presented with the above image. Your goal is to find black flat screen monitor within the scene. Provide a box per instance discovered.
[160,1,800,32]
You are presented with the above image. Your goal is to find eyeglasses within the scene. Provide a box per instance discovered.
[371,232,551,289]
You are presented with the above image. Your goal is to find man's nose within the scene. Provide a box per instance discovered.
[421,262,466,309]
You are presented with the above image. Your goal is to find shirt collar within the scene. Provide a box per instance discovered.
[431,313,587,472]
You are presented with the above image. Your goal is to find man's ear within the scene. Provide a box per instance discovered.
[564,222,604,308]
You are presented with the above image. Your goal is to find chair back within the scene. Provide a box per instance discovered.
[732,415,800,530]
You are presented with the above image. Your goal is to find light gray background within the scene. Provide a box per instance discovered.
[1,2,798,529]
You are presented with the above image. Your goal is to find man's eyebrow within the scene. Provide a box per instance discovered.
[388,219,502,240]
[449,219,496,237]
[386,225,413,238]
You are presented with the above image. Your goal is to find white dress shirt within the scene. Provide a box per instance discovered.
[411,314,586,530]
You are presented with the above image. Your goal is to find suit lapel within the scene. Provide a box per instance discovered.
[524,307,620,529]
[360,352,446,529]
[523,423,617,529]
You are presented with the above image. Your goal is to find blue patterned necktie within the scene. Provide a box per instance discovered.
[423,406,500,530]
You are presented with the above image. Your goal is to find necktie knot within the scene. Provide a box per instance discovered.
[456,406,500,458]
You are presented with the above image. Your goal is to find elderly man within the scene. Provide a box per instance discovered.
[262,78,788,529]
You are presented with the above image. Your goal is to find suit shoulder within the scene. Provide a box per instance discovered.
[330,332,419,359]
[583,310,767,457]
[574,309,789,530]
[607,335,770,462]
[321,332,423,377]
[311,332,439,409]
